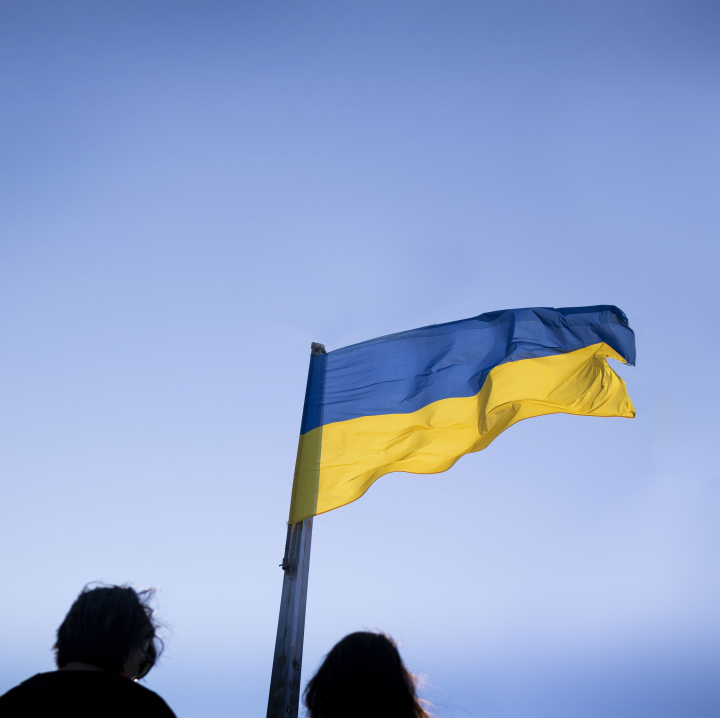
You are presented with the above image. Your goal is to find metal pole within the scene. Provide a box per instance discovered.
[267,342,325,718]
[266,518,313,718]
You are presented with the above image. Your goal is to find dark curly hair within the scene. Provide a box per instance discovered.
[54,584,163,677]
[304,632,429,718]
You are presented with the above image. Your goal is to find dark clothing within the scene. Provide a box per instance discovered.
[0,670,177,718]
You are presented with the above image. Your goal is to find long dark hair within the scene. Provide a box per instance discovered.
[54,584,163,676]
[304,632,429,718]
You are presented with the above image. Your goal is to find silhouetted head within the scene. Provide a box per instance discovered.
[54,585,162,679]
[304,631,428,718]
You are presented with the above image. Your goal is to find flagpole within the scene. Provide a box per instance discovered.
[266,342,325,718]
[266,517,313,718]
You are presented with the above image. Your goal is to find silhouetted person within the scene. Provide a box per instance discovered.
[304,631,429,718]
[0,584,177,717]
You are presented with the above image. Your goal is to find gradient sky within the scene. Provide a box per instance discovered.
[1,2,719,716]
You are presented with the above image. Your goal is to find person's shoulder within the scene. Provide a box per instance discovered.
[0,671,177,718]
[123,677,177,716]
[0,672,52,696]
[0,672,56,708]
[85,672,178,717]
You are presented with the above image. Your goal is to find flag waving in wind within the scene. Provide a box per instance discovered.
[289,305,635,524]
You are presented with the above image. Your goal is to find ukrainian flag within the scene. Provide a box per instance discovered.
[289,306,635,523]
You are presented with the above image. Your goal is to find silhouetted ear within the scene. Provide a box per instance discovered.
[134,639,157,680]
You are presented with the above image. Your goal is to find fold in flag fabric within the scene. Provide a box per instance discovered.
[289,305,636,524]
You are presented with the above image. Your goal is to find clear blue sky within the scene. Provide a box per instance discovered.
[1,2,719,716]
